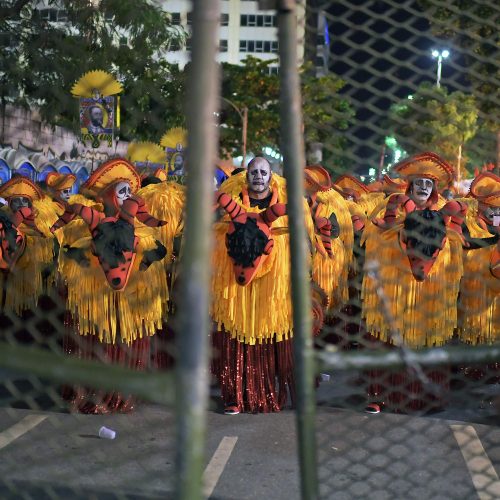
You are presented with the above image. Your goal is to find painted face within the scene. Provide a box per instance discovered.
[59,188,72,202]
[9,196,31,212]
[410,178,434,205]
[114,181,132,206]
[247,160,271,195]
[482,205,500,226]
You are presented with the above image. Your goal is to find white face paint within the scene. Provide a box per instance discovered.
[114,181,132,206]
[410,177,434,205]
[247,159,271,195]
[60,188,72,202]
[9,196,30,212]
[482,205,500,226]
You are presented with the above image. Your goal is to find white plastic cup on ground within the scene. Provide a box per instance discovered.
[320,373,331,382]
[98,426,116,440]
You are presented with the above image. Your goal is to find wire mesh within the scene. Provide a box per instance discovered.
[0,0,499,499]
[302,0,500,498]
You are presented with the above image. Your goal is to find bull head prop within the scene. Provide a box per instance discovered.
[0,206,44,271]
[375,195,466,281]
[50,196,166,291]
[217,192,287,286]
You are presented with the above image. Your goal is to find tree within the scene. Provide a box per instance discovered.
[219,57,354,174]
[418,0,500,170]
[301,63,355,173]
[219,57,280,159]
[0,0,186,142]
[388,82,479,181]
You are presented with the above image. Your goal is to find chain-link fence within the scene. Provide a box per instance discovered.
[0,0,499,499]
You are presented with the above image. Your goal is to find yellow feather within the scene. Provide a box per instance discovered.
[71,70,123,97]
[160,127,187,149]
[127,142,166,165]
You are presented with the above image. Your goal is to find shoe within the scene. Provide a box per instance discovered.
[224,405,240,415]
[365,403,382,414]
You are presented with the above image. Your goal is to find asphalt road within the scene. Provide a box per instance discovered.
[0,374,499,499]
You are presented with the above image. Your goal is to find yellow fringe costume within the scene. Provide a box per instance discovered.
[313,189,352,310]
[211,172,315,345]
[137,181,185,264]
[54,191,169,345]
[0,189,58,315]
[361,201,463,348]
[457,198,499,344]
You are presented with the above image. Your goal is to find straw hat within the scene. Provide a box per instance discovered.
[394,152,454,188]
[0,176,43,201]
[84,158,141,196]
[46,172,76,191]
[469,172,500,207]
[305,165,332,192]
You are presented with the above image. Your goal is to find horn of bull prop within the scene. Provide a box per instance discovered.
[217,192,247,220]
[439,200,467,236]
[373,193,416,229]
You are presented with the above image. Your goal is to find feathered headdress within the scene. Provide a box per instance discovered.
[71,70,123,98]
[160,128,187,151]
[127,142,166,165]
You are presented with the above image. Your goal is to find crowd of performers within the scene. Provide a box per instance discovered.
[0,151,498,415]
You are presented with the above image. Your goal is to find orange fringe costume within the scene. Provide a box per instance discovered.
[211,172,315,413]
[458,173,500,345]
[52,159,170,413]
[361,153,465,412]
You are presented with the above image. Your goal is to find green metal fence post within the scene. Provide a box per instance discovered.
[174,1,220,499]
[277,2,319,499]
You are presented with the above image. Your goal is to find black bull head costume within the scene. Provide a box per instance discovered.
[217,192,287,286]
[375,194,467,281]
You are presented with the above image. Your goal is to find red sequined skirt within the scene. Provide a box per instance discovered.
[211,330,295,413]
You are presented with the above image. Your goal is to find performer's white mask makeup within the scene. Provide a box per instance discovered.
[410,177,434,205]
[482,206,500,226]
[247,160,271,195]
[9,196,30,212]
[60,188,72,202]
[115,181,132,206]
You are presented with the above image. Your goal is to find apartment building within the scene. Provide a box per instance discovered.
[162,0,305,72]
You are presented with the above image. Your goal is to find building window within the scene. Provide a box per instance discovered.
[241,14,277,27]
[170,40,181,51]
[171,13,181,25]
[219,40,228,52]
[39,8,67,22]
[186,38,192,51]
[268,67,279,76]
[220,13,229,26]
[119,37,128,47]
[187,12,193,25]
[240,40,278,53]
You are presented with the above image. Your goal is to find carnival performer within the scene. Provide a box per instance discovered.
[362,152,466,413]
[305,166,351,314]
[0,177,55,314]
[458,172,499,344]
[211,157,316,414]
[51,158,169,413]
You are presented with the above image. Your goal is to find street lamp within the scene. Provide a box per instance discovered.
[431,49,450,88]
[221,97,248,168]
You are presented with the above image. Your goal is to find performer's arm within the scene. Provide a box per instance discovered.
[121,197,167,227]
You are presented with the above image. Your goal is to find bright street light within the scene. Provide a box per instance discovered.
[431,49,450,88]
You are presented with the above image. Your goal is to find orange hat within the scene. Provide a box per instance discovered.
[333,174,369,200]
[394,152,454,188]
[152,168,168,182]
[304,165,332,192]
[46,172,76,191]
[469,172,500,207]
[0,177,43,201]
[84,158,141,197]
[381,174,407,194]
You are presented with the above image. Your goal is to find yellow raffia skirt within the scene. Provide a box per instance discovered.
[458,246,500,344]
[58,225,168,345]
[362,222,463,348]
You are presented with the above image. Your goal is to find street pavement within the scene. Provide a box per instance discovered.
[0,374,499,499]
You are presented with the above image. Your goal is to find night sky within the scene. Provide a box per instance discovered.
[321,0,468,174]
